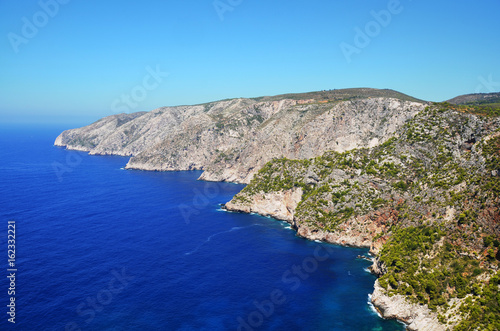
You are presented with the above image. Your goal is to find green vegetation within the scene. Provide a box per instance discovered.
[481,134,500,196]
[230,102,500,329]
[380,226,468,304]
[68,136,97,148]
[392,180,409,191]
[240,158,310,195]
[251,88,425,104]
[454,271,500,331]
[436,101,500,117]
[379,226,500,329]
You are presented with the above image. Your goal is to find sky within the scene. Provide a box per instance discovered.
[1,0,499,124]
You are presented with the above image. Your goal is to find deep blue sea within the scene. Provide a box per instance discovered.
[0,124,405,331]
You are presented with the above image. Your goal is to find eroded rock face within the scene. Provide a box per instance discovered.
[198,98,424,183]
[225,187,303,222]
[226,192,448,330]
[57,90,468,330]
[292,211,391,248]
[55,96,425,183]
[371,281,446,331]
[222,105,500,330]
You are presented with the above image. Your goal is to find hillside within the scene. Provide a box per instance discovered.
[225,103,500,330]
[251,87,425,103]
[55,89,500,330]
[447,92,500,106]
[55,88,425,183]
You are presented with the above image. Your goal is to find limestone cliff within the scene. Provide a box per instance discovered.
[225,188,303,222]
[55,89,425,183]
[371,280,446,331]
[55,89,500,330]
[224,102,500,330]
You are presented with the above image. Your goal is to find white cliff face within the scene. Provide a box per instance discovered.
[57,90,499,330]
[199,98,424,183]
[54,112,148,155]
[225,191,451,331]
[226,195,397,249]
[225,191,448,331]
[225,188,303,222]
[371,280,447,331]
[55,96,425,183]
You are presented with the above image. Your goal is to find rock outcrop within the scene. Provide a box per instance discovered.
[371,281,446,331]
[223,103,500,330]
[224,188,303,222]
[55,89,500,330]
[55,89,425,183]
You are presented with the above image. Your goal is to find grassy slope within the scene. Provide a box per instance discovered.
[251,87,426,103]
[447,92,500,107]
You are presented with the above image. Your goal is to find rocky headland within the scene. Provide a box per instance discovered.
[55,89,500,330]
[55,88,424,183]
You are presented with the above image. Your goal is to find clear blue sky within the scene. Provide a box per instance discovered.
[1,0,499,124]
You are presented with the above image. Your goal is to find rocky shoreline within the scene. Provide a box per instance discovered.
[223,189,446,331]
[371,280,446,331]
[53,90,500,329]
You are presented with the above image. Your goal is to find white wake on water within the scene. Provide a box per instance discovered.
[367,294,383,318]
[184,224,263,255]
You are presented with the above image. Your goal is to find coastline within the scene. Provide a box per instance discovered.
[56,134,449,330]
[223,189,446,331]
[52,91,500,330]
[56,138,456,330]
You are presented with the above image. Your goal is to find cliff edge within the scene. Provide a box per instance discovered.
[56,90,500,330]
[55,89,425,183]
[224,102,500,330]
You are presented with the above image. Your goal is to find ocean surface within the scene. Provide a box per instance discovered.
[0,124,405,330]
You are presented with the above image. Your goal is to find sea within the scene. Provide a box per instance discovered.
[0,123,405,330]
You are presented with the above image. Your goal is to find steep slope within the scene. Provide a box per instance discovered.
[55,90,500,330]
[225,103,500,330]
[54,112,147,154]
[55,89,426,183]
